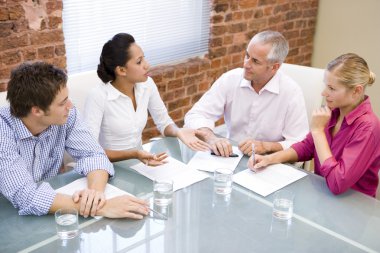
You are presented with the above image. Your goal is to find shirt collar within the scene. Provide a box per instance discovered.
[329,96,372,127]
[105,83,126,101]
[13,115,53,140]
[14,117,33,140]
[345,95,372,125]
[239,70,281,95]
[105,81,148,101]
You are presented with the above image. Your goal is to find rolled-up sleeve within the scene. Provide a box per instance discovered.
[0,126,56,215]
[291,133,315,162]
[319,128,378,195]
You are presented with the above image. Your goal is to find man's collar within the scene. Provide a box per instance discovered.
[239,71,280,94]
[14,117,34,140]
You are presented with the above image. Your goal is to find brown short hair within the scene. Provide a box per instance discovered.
[7,62,67,117]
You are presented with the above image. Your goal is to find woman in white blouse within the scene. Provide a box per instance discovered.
[84,33,209,165]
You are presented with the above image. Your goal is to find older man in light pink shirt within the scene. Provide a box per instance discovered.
[185,31,309,157]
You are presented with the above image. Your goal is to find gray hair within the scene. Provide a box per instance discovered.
[250,30,289,64]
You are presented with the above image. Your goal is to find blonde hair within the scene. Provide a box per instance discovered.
[327,53,376,89]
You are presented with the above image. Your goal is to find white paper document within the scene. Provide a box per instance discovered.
[130,156,208,191]
[187,146,243,172]
[55,177,129,199]
[233,164,307,197]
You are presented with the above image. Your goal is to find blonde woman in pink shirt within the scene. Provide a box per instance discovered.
[248,53,380,197]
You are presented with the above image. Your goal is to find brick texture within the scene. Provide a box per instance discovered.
[0,0,319,142]
[0,0,66,92]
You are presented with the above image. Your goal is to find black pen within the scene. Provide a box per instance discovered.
[211,152,239,157]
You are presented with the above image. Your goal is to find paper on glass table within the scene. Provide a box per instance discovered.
[130,156,208,191]
[55,177,130,199]
[55,178,168,220]
[186,146,243,172]
[233,163,307,197]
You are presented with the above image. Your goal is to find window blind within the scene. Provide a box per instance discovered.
[62,0,210,74]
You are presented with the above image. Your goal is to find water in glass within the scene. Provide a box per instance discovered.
[56,213,78,239]
[154,181,173,206]
[273,198,293,220]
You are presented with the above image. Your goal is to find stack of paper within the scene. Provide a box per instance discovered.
[233,164,307,197]
[130,156,208,191]
[187,146,243,172]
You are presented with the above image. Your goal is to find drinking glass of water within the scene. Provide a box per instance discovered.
[272,190,294,220]
[153,179,174,206]
[214,168,233,195]
[55,208,79,239]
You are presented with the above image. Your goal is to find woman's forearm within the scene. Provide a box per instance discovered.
[105,149,139,162]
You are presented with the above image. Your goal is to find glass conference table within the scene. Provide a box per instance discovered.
[1,137,380,253]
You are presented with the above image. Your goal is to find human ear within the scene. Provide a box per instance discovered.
[31,106,44,117]
[272,62,280,71]
[353,84,364,95]
[115,66,127,77]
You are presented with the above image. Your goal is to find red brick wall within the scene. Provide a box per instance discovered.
[0,0,319,141]
[144,0,319,140]
[0,0,65,91]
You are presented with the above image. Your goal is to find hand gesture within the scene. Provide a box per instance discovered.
[177,128,210,151]
[137,150,168,166]
[97,195,149,219]
[310,106,331,133]
[72,189,106,217]
[238,139,266,155]
[247,154,270,172]
[208,137,232,157]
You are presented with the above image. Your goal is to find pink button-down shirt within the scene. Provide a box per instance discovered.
[292,96,380,197]
[184,68,309,149]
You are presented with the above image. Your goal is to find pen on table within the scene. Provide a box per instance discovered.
[251,143,256,168]
[148,207,168,220]
[210,152,239,157]
[251,143,256,161]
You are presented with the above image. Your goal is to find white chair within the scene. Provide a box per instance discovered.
[280,63,325,171]
[280,63,325,124]
[64,70,103,170]
[66,70,103,115]
[0,91,8,107]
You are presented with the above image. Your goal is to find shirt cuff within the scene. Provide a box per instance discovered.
[19,182,56,216]
[278,139,298,150]
[319,156,337,177]
[159,121,174,137]
[291,142,307,161]
[75,155,115,177]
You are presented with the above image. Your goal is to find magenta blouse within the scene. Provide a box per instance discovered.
[292,96,380,197]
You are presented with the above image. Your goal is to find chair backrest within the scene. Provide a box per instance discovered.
[280,63,325,123]
[66,70,103,114]
[0,91,8,107]
[0,71,102,114]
